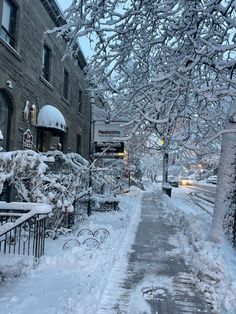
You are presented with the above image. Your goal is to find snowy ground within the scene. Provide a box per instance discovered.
[0,186,142,314]
[167,186,236,314]
[1,183,236,314]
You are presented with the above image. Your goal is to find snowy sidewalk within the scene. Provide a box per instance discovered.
[1,187,236,313]
[0,188,142,314]
[110,191,213,313]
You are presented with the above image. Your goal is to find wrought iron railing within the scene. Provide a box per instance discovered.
[0,202,52,258]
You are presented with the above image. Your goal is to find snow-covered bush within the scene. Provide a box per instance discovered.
[0,150,48,201]
[0,150,123,232]
[0,150,90,230]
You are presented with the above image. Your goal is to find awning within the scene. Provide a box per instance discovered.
[37,105,66,132]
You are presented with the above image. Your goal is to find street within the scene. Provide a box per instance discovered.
[180,182,216,206]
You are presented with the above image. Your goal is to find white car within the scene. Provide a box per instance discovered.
[206,175,217,184]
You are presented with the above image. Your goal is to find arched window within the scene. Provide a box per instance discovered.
[0,90,12,151]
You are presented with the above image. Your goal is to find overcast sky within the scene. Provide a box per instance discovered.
[57,0,72,11]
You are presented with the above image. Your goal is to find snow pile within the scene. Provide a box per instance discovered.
[161,191,236,314]
[0,255,35,288]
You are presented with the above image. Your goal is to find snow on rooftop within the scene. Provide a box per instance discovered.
[37,105,66,132]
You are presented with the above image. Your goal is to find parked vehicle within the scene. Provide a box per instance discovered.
[168,176,179,187]
[206,175,218,184]
[179,177,192,186]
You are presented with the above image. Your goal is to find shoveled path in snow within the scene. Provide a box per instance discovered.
[110,191,213,313]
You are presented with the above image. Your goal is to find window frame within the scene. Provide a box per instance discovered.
[0,0,18,48]
[63,68,70,100]
[78,89,83,113]
[76,134,81,154]
[42,44,51,82]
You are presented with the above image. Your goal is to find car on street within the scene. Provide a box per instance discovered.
[206,175,218,184]
[179,177,192,186]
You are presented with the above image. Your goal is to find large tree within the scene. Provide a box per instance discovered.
[53,0,236,242]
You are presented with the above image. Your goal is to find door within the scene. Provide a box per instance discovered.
[0,90,12,151]
[0,90,12,201]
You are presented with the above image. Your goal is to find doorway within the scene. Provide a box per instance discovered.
[0,90,12,151]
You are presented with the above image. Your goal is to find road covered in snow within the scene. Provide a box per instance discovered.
[176,182,215,215]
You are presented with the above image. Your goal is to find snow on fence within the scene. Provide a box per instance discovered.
[0,202,52,258]
[90,193,119,211]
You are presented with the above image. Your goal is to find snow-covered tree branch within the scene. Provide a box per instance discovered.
[52,0,236,243]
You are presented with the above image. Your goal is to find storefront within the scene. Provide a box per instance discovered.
[37,105,67,152]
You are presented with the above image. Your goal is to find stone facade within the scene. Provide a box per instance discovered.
[0,0,91,159]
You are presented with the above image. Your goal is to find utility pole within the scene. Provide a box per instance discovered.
[87,90,95,216]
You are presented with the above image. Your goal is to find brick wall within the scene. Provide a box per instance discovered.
[0,0,90,159]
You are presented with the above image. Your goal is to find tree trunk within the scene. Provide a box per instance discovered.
[208,103,236,243]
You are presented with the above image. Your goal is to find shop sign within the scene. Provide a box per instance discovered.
[94,142,124,154]
[23,129,33,150]
[93,152,124,159]
[93,142,124,159]
[94,122,124,142]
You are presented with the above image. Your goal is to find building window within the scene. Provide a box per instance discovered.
[78,89,82,113]
[42,44,51,82]
[76,134,81,154]
[0,0,17,48]
[63,69,69,100]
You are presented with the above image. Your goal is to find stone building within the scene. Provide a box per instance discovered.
[0,0,91,159]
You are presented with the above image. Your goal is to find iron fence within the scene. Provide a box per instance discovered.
[0,204,51,258]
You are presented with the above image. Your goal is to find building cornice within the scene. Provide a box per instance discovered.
[40,0,66,27]
[40,0,87,70]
